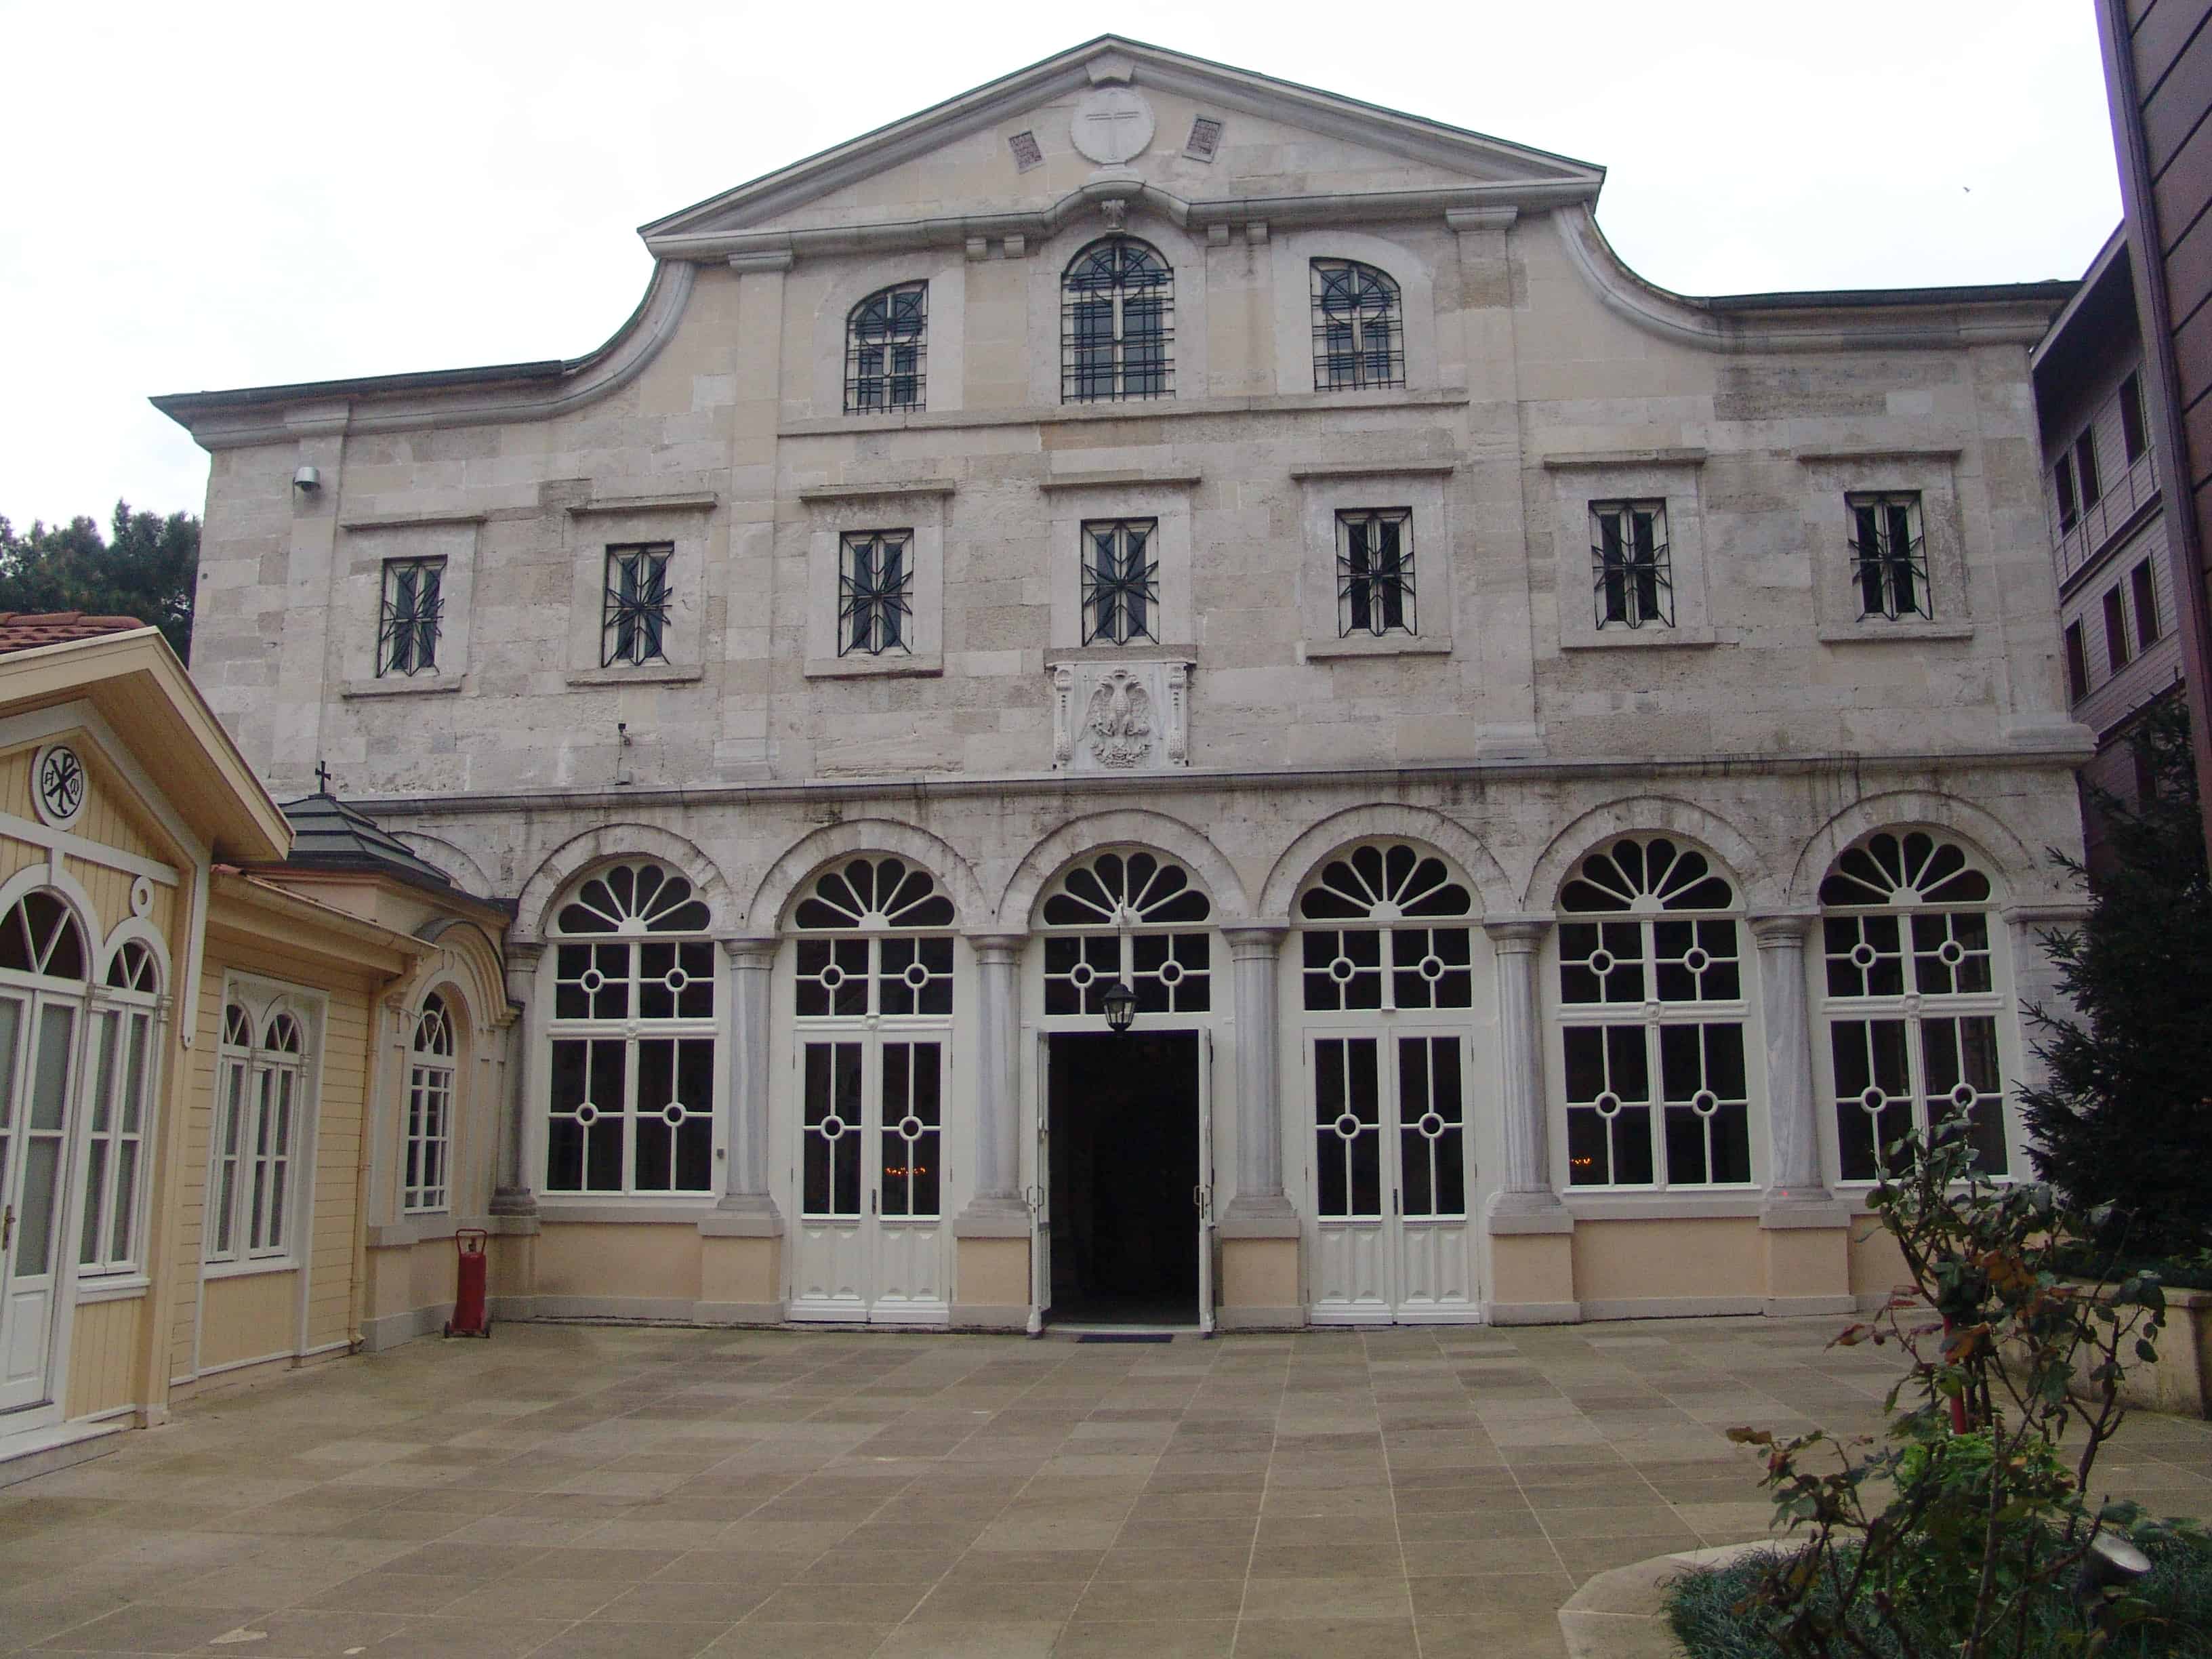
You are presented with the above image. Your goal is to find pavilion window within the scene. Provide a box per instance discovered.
[404,994,456,1214]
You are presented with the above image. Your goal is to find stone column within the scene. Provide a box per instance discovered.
[957,934,1030,1227]
[1221,926,1295,1225]
[489,943,540,1216]
[716,937,781,1222]
[1750,912,1831,1208]
[2002,903,2090,1101]
[1483,918,1566,1220]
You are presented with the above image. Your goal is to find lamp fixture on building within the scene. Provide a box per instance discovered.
[1101,979,1137,1034]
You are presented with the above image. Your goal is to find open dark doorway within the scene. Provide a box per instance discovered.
[1047,1031,1200,1325]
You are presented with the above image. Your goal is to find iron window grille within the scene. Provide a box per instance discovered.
[844,282,927,413]
[1311,260,1404,390]
[1062,237,1174,403]
[602,544,673,666]
[377,557,444,676]
[1589,500,1673,629]
[838,531,914,657]
[1080,518,1160,644]
[1336,509,1416,637]
[1846,493,1931,621]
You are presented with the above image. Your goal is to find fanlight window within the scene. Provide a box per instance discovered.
[1557,838,1750,1189]
[844,281,928,413]
[1299,842,1473,1013]
[1311,259,1405,390]
[548,861,715,1197]
[405,993,456,1214]
[0,891,86,980]
[1042,851,1210,1016]
[794,857,956,1019]
[105,939,159,993]
[1062,238,1174,403]
[1820,832,2006,1181]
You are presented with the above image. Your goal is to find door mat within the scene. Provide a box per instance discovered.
[1076,1332,1174,1344]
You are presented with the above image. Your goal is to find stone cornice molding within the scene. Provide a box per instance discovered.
[565,491,720,517]
[1555,204,2070,355]
[152,260,697,449]
[1539,449,1707,470]
[1287,459,1455,480]
[794,479,959,503]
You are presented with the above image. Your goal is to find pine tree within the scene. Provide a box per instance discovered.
[0,501,198,659]
[2020,695,2212,1257]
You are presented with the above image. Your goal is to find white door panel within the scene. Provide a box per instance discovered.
[1,998,73,1412]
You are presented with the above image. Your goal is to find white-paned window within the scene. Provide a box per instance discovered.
[404,994,456,1214]
[1041,850,1212,1018]
[1820,832,2009,1182]
[546,862,715,1195]
[207,1000,308,1265]
[1555,838,1752,1189]
[79,940,163,1275]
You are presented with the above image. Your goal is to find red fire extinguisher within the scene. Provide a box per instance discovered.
[445,1229,491,1338]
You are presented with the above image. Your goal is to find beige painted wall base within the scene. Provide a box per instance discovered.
[1490,1231,1576,1312]
[956,1235,1030,1312]
[1217,1305,1306,1331]
[1221,1236,1299,1315]
[700,1234,781,1311]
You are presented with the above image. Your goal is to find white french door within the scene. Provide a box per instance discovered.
[1196,1028,1215,1334]
[1028,1031,1051,1332]
[790,1033,949,1324]
[1307,1027,1477,1323]
[0,995,81,1411]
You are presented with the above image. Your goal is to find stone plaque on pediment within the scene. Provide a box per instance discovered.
[1050,659,1190,773]
[1071,86,1155,165]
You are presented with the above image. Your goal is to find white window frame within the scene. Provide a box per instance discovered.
[78,940,165,1280]
[204,985,318,1275]
[403,994,456,1215]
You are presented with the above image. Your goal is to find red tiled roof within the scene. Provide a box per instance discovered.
[0,612,151,655]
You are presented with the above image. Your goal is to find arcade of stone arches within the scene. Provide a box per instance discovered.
[505,809,2046,1328]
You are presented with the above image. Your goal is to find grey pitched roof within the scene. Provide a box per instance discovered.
[277,790,457,894]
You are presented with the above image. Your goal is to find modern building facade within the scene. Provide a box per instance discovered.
[2034,230,2186,869]
[156,38,2089,1332]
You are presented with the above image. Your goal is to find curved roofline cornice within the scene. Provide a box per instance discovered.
[644,177,1594,264]
[1556,205,2071,353]
[152,260,695,449]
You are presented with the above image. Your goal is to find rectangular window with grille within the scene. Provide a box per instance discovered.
[1336,509,1416,637]
[377,557,444,676]
[1589,500,1673,629]
[1847,493,1931,620]
[838,531,914,657]
[1080,518,1160,644]
[601,544,672,667]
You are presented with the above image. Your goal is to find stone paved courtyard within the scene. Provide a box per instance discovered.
[3,1319,2209,1659]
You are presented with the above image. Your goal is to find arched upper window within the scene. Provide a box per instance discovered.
[1298,842,1473,1012]
[0,890,86,980]
[1819,831,2006,1181]
[547,861,715,1197]
[844,281,928,414]
[1063,239,1174,403]
[208,997,310,1265]
[104,938,159,994]
[1311,259,1404,391]
[405,992,457,1214]
[793,857,956,1019]
[1556,838,1750,1190]
[1041,850,1210,1016]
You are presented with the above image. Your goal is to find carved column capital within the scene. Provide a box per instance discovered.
[718,935,778,969]
[963,932,1028,966]
[1482,915,1551,951]
[1748,911,1819,948]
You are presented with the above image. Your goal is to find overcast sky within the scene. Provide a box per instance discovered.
[0,0,2121,529]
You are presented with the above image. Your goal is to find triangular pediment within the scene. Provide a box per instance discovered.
[641,37,1601,257]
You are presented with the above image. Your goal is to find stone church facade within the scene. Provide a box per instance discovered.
[158,37,2087,1331]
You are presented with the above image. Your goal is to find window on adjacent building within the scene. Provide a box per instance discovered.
[1589,500,1673,630]
[1820,832,2007,1182]
[1062,237,1173,403]
[1336,509,1416,637]
[1310,260,1405,391]
[78,941,161,1277]
[2065,620,2090,703]
[792,857,957,1222]
[208,1003,307,1265]
[1080,518,1160,644]
[2132,558,2160,649]
[2121,371,2148,463]
[2075,430,2102,510]
[2104,588,2133,674]
[844,282,927,414]
[838,531,914,657]
[1557,838,1751,1190]
[2055,454,2080,533]
[547,862,715,1195]
[377,558,444,677]
[404,994,455,1214]
[601,545,672,667]
[1847,493,1931,620]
